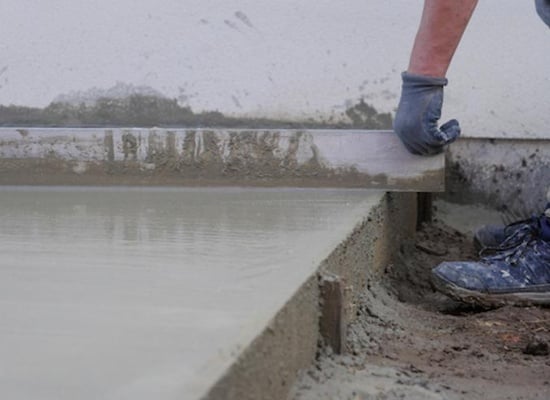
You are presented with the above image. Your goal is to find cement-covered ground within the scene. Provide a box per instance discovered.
[290,201,550,400]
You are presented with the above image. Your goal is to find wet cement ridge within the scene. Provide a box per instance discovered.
[0,128,444,191]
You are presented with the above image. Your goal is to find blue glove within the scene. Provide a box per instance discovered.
[393,72,460,156]
[536,0,550,27]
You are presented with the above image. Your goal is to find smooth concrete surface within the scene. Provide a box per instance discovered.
[0,186,385,400]
[0,128,445,191]
[1,1,549,137]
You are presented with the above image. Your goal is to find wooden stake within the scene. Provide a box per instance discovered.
[319,273,345,354]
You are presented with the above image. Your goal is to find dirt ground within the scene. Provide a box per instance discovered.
[289,205,550,400]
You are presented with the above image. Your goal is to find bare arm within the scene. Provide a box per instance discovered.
[408,0,478,77]
[393,0,478,155]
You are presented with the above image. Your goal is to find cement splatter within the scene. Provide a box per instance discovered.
[234,11,255,28]
[0,85,392,130]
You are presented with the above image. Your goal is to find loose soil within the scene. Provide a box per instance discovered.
[290,207,550,400]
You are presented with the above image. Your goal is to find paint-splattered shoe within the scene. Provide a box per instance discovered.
[473,204,550,251]
[433,214,550,307]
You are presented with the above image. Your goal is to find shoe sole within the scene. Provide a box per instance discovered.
[432,272,550,308]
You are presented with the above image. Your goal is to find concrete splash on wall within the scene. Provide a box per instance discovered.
[445,138,550,217]
[0,92,391,130]
[1,1,548,137]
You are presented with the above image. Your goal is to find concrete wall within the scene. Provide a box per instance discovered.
[445,138,550,217]
[1,1,549,137]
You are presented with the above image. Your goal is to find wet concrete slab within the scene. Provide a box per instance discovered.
[0,186,384,400]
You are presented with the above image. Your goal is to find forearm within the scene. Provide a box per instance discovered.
[408,0,478,77]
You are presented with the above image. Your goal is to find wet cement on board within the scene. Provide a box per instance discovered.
[290,201,550,400]
[0,157,443,192]
[0,128,444,191]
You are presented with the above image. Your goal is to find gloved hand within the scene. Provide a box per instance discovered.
[536,0,550,27]
[393,72,460,156]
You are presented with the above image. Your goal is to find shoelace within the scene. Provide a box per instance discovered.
[480,217,545,266]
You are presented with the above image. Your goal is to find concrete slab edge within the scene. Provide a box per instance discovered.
[0,128,444,191]
[202,192,417,400]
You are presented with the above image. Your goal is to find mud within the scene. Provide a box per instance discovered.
[290,202,550,400]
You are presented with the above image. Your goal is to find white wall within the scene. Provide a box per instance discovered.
[1,0,548,137]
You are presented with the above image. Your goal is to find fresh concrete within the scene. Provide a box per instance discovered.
[0,128,445,191]
[0,186,408,400]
